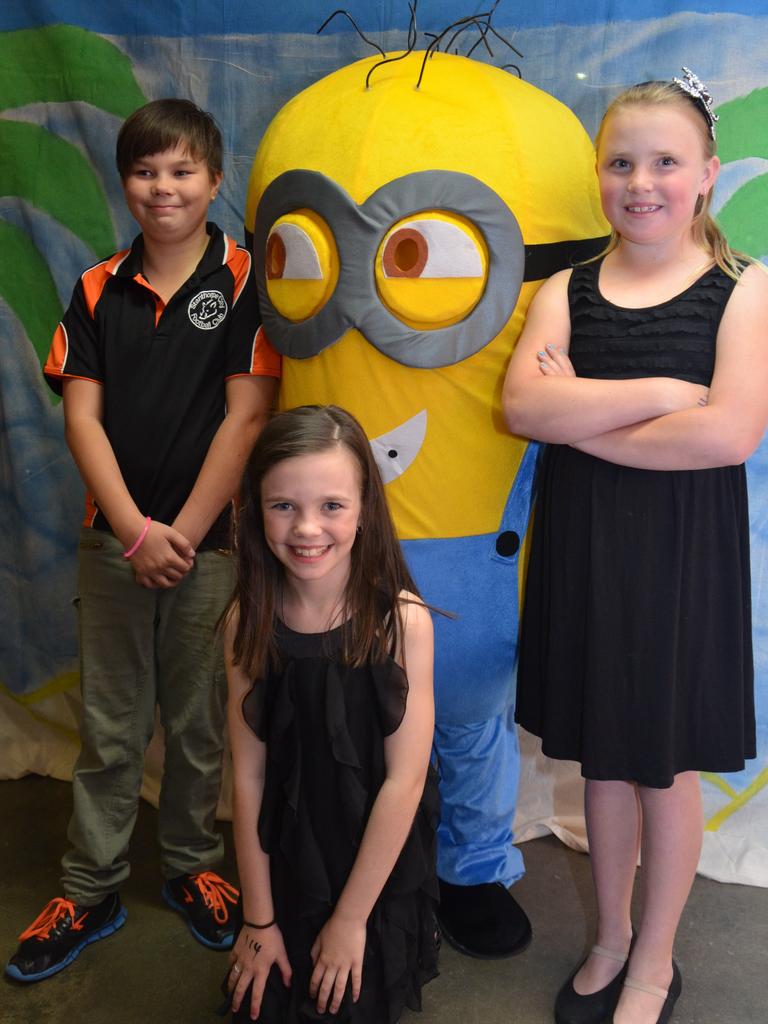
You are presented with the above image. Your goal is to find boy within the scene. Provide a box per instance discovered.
[6,99,279,983]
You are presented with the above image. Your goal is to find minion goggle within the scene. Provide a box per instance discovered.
[249,169,606,369]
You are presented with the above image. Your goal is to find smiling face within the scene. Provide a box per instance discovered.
[122,142,221,245]
[261,446,362,596]
[596,102,719,250]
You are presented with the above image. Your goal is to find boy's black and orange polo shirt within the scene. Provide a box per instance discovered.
[44,222,281,549]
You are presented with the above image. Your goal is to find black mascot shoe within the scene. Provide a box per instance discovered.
[437,879,532,959]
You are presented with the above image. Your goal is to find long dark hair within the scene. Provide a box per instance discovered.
[228,405,422,678]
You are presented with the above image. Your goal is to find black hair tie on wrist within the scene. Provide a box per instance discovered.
[243,918,275,929]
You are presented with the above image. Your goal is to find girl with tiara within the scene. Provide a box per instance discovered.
[220,405,439,1023]
[504,69,768,1024]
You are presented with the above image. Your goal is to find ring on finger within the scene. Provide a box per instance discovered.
[232,963,242,975]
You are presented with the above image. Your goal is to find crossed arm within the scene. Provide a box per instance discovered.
[224,599,435,1020]
[63,374,276,586]
[502,265,768,470]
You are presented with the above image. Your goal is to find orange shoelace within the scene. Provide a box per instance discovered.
[18,898,89,941]
[190,872,239,925]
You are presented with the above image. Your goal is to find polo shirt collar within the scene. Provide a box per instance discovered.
[112,222,227,282]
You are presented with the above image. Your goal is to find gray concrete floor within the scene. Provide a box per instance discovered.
[1,775,765,1023]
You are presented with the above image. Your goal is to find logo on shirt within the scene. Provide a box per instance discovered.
[188,290,228,330]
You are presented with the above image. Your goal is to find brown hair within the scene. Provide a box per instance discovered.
[228,405,422,678]
[595,79,752,280]
[116,98,222,180]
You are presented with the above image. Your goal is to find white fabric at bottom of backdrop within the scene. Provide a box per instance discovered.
[4,687,767,887]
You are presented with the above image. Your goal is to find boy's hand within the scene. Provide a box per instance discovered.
[227,924,292,1019]
[309,914,366,1015]
[130,522,195,589]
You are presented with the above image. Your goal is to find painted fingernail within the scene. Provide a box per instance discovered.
[538,351,546,358]
[546,343,555,350]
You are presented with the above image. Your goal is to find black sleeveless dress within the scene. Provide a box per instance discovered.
[515,260,756,788]
[232,621,440,1023]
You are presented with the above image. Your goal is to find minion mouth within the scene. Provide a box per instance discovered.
[369,410,427,484]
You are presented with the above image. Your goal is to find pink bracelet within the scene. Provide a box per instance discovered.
[123,517,152,559]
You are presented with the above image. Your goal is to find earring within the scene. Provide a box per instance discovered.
[356,524,363,535]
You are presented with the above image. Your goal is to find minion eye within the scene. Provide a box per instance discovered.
[376,212,488,329]
[383,228,427,278]
[382,220,483,279]
[266,223,322,280]
[264,209,339,322]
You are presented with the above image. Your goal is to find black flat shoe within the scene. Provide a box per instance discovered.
[554,943,631,1024]
[623,960,682,1024]
[436,880,531,959]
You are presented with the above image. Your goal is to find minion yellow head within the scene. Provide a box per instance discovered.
[246,51,607,540]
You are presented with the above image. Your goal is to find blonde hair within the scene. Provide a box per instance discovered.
[595,80,751,281]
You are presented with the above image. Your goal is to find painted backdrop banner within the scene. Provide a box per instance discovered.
[2,0,768,885]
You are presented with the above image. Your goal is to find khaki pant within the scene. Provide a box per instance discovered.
[62,528,233,905]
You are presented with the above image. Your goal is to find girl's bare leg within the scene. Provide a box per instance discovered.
[572,779,639,994]
[613,770,702,1024]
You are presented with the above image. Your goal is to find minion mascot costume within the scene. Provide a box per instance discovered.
[245,16,607,958]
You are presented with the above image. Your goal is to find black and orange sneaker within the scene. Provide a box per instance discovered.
[5,894,126,983]
[161,871,238,950]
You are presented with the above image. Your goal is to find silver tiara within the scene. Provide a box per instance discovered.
[673,66,719,141]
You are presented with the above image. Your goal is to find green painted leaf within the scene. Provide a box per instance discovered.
[716,88,768,164]
[716,173,768,258]
[0,120,115,258]
[0,25,146,118]
[0,219,63,371]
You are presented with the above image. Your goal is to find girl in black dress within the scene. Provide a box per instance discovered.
[221,405,438,1023]
[504,70,768,1024]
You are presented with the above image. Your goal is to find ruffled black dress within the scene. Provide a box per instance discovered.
[232,621,440,1023]
[516,260,756,788]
